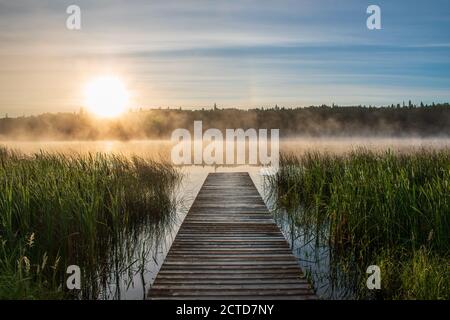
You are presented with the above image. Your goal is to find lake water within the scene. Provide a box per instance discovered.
[1,138,449,299]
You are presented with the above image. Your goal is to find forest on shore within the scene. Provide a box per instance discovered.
[1,103,449,140]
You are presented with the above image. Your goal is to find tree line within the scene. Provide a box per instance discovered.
[1,103,449,140]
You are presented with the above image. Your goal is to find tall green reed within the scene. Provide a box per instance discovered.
[268,148,449,299]
[0,147,180,299]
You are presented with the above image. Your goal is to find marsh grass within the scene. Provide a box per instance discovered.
[268,148,450,299]
[0,147,180,299]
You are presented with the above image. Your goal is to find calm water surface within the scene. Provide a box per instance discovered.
[2,138,449,299]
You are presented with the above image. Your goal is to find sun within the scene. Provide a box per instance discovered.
[83,76,129,118]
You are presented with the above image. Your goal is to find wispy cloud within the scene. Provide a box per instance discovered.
[0,0,449,115]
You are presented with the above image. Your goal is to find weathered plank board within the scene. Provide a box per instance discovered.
[149,172,316,300]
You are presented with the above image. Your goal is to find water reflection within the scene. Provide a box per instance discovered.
[269,206,359,299]
[2,138,449,299]
[95,209,178,300]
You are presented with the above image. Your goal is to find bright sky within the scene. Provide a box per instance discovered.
[0,0,449,116]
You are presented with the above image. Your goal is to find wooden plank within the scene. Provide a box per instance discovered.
[148,172,316,300]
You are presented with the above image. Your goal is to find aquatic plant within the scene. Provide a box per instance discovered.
[0,148,180,299]
[268,149,450,299]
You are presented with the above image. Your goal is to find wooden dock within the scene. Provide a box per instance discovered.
[149,172,316,300]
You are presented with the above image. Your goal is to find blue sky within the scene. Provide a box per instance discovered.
[0,0,449,115]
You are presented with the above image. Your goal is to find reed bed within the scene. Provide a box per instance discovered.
[268,148,449,299]
[0,147,180,299]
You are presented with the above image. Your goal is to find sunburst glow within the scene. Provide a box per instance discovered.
[83,76,129,118]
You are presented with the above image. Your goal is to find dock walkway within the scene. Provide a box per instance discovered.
[149,172,316,300]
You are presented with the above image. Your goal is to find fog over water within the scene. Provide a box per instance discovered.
[1,138,448,299]
[2,137,450,158]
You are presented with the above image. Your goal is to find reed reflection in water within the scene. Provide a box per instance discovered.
[2,138,448,299]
